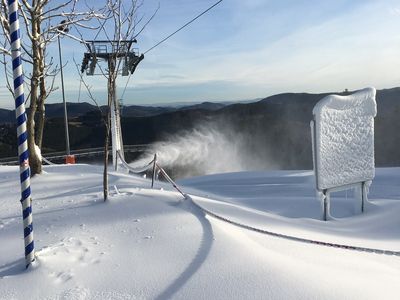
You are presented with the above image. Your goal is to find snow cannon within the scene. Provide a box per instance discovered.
[311,87,377,221]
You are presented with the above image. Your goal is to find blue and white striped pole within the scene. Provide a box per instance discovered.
[8,0,35,268]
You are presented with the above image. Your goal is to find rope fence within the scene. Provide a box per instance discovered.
[116,150,187,199]
[117,150,155,174]
[188,196,400,257]
[42,157,56,165]
[115,151,400,256]
[155,162,187,198]
[119,152,399,257]
[116,151,398,256]
[37,147,400,258]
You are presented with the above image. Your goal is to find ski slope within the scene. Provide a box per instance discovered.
[1,164,399,299]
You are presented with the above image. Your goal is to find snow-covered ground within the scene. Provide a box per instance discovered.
[1,164,400,299]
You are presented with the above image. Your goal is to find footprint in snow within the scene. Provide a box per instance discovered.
[60,286,90,299]
[38,237,90,265]
[90,236,100,245]
[0,218,16,228]
[90,258,101,264]
[51,270,74,283]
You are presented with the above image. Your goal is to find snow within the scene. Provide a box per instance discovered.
[34,144,42,162]
[1,164,400,299]
[312,87,377,190]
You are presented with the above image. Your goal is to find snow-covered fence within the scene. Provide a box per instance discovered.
[311,87,377,220]
[8,0,35,268]
[155,162,187,198]
[151,153,157,188]
[110,90,186,198]
[117,150,187,199]
[117,150,155,174]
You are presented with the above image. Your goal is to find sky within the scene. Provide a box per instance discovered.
[1,0,400,109]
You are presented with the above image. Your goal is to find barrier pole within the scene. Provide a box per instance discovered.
[151,153,157,188]
[8,0,35,268]
[156,163,187,199]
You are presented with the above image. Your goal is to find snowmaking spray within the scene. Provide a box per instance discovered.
[130,122,278,179]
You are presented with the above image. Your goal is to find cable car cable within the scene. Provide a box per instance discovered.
[120,0,223,98]
[143,0,223,54]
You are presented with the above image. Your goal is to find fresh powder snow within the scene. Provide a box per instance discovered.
[1,164,399,299]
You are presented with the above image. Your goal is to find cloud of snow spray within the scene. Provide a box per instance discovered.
[130,122,277,178]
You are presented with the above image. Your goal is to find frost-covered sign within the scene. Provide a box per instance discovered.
[312,87,377,190]
[311,88,377,220]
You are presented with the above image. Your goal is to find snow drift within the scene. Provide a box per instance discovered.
[1,164,400,299]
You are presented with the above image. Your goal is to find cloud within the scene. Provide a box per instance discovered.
[135,0,400,96]
[390,8,400,15]
[2,0,400,108]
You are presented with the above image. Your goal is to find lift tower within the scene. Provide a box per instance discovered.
[81,40,144,171]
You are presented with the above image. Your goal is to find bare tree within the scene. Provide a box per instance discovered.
[0,0,105,175]
[0,46,9,55]
[77,0,156,200]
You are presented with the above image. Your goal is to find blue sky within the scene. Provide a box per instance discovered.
[2,0,400,108]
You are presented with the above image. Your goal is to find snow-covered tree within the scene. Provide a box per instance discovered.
[0,0,104,175]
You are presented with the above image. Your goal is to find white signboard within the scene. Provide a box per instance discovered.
[312,87,377,190]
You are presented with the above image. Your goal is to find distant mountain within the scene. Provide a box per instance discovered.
[120,102,227,117]
[121,105,176,117]
[120,87,400,169]
[1,88,399,170]
[44,102,98,118]
[0,108,14,124]
[138,98,259,108]
[0,101,232,121]
[178,102,227,112]
[0,102,99,122]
